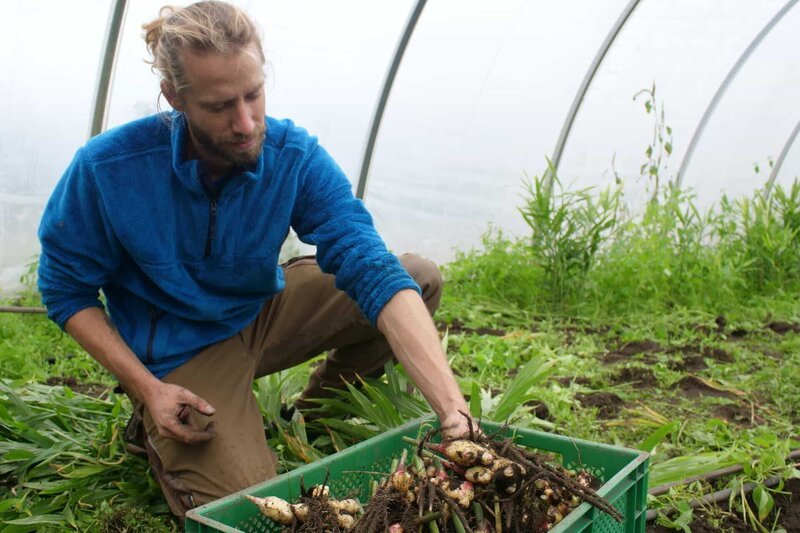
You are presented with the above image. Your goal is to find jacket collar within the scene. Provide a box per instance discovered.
[169,112,265,196]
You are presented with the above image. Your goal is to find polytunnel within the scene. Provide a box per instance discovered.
[2,0,800,292]
[3,3,800,532]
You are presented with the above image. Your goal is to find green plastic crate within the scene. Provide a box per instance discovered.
[185,416,649,532]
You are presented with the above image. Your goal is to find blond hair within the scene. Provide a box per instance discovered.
[143,1,264,93]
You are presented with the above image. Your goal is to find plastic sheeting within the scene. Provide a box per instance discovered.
[0,1,112,291]
[367,0,628,259]
[2,0,800,293]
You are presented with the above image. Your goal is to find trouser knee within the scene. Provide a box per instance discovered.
[399,253,443,316]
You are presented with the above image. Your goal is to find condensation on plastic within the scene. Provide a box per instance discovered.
[3,0,800,292]
[560,0,790,211]
[106,0,415,186]
[680,3,800,206]
[368,0,795,262]
[0,1,112,292]
[365,0,628,262]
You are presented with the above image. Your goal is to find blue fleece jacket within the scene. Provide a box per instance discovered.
[37,113,419,378]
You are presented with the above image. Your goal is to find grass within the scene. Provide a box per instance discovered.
[1,168,800,531]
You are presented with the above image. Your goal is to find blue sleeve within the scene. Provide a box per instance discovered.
[290,138,420,324]
[37,149,121,329]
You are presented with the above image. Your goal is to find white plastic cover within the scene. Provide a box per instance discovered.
[0,1,112,291]
[2,0,799,293]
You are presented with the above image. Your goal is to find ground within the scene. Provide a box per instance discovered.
[443,314,800,532]
[647,478,800,532]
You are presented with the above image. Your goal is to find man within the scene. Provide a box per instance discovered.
[37,0,471,518]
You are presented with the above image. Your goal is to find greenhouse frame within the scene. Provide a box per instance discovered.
[1,2,799,532]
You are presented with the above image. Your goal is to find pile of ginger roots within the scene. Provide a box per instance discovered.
[247,423,622,532]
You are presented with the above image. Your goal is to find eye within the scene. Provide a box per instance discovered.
[246,88,262,101]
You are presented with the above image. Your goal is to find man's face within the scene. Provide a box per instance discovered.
[167,43,266,173]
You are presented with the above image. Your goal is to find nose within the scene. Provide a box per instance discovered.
[231,100,255,135]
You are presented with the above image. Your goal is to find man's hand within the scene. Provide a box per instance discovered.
[441,411,481,440]
[64,308,217,444]
[377,290,473,440]
[145,382,217,444]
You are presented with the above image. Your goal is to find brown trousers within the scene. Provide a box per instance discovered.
[136,254,443,517]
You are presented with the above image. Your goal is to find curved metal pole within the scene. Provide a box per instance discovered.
[766,116,800,193]
[356,0,427,200]
[90,0,129,138]
[676,0,798,188]
[551,0,642,172]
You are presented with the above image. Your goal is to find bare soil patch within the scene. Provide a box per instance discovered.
[713,403,757,427]
[523,400,553,421]
[729,327,749,338]
[45,376,110,398]
[554,376,593,387]
[767,320,800,335]
[673,376,737,400]
[701,346,734,363]
[575,392,623,419]
[437,318,506,336]
[612,367,658,389]
[667,354,708,372]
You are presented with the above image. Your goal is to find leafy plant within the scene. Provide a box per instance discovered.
[0,381,171,532]
[633,83,674,198]
[518,162,621,311]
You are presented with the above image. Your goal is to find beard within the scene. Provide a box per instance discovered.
[186,118,266,169]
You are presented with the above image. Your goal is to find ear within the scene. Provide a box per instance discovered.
[161,81,184,112]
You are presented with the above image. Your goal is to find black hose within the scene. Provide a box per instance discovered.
[0,306,47,314]
[646,473,783,521]
[648,448,800,497]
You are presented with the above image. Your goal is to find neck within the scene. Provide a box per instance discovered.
[185,134,229,180]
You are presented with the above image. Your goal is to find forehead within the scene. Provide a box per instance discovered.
[180,45,264,99]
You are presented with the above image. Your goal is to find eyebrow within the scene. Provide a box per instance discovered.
[199,82,264,108]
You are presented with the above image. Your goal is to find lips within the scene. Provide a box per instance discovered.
[231,138,255,149]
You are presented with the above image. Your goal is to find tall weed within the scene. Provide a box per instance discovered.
[444,174,800,322]
[518,162,621,312]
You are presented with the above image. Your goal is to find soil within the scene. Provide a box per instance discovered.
[437,318,506,336]
[701,345,734,363]
[522,400,553,421]
[672,376,736,400]
[694,315,728,336]
[667,354,708,372]
[574,392,623,419]
[730,327,749,338]
[612,366,658,389]
[616,340,664,356]
[602,340,663,364]
[767,321,800,335]
[758,346,787,360]
[45,376,111,398]
[713,403,758,427]
[36,316,800,531]
[554,376,593,387]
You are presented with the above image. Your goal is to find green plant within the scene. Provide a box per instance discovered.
[518,161,621,311]
[0,381,169,531]
[633,83,674,198]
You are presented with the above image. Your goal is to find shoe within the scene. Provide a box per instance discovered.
[123,410,148,458]
[279,403,296,422]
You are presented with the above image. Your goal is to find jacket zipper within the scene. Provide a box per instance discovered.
[204,199,218,257]
[145,308,162,364]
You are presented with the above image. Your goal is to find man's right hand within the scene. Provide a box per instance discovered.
[63,308,217,445]
[146,382,217,444]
